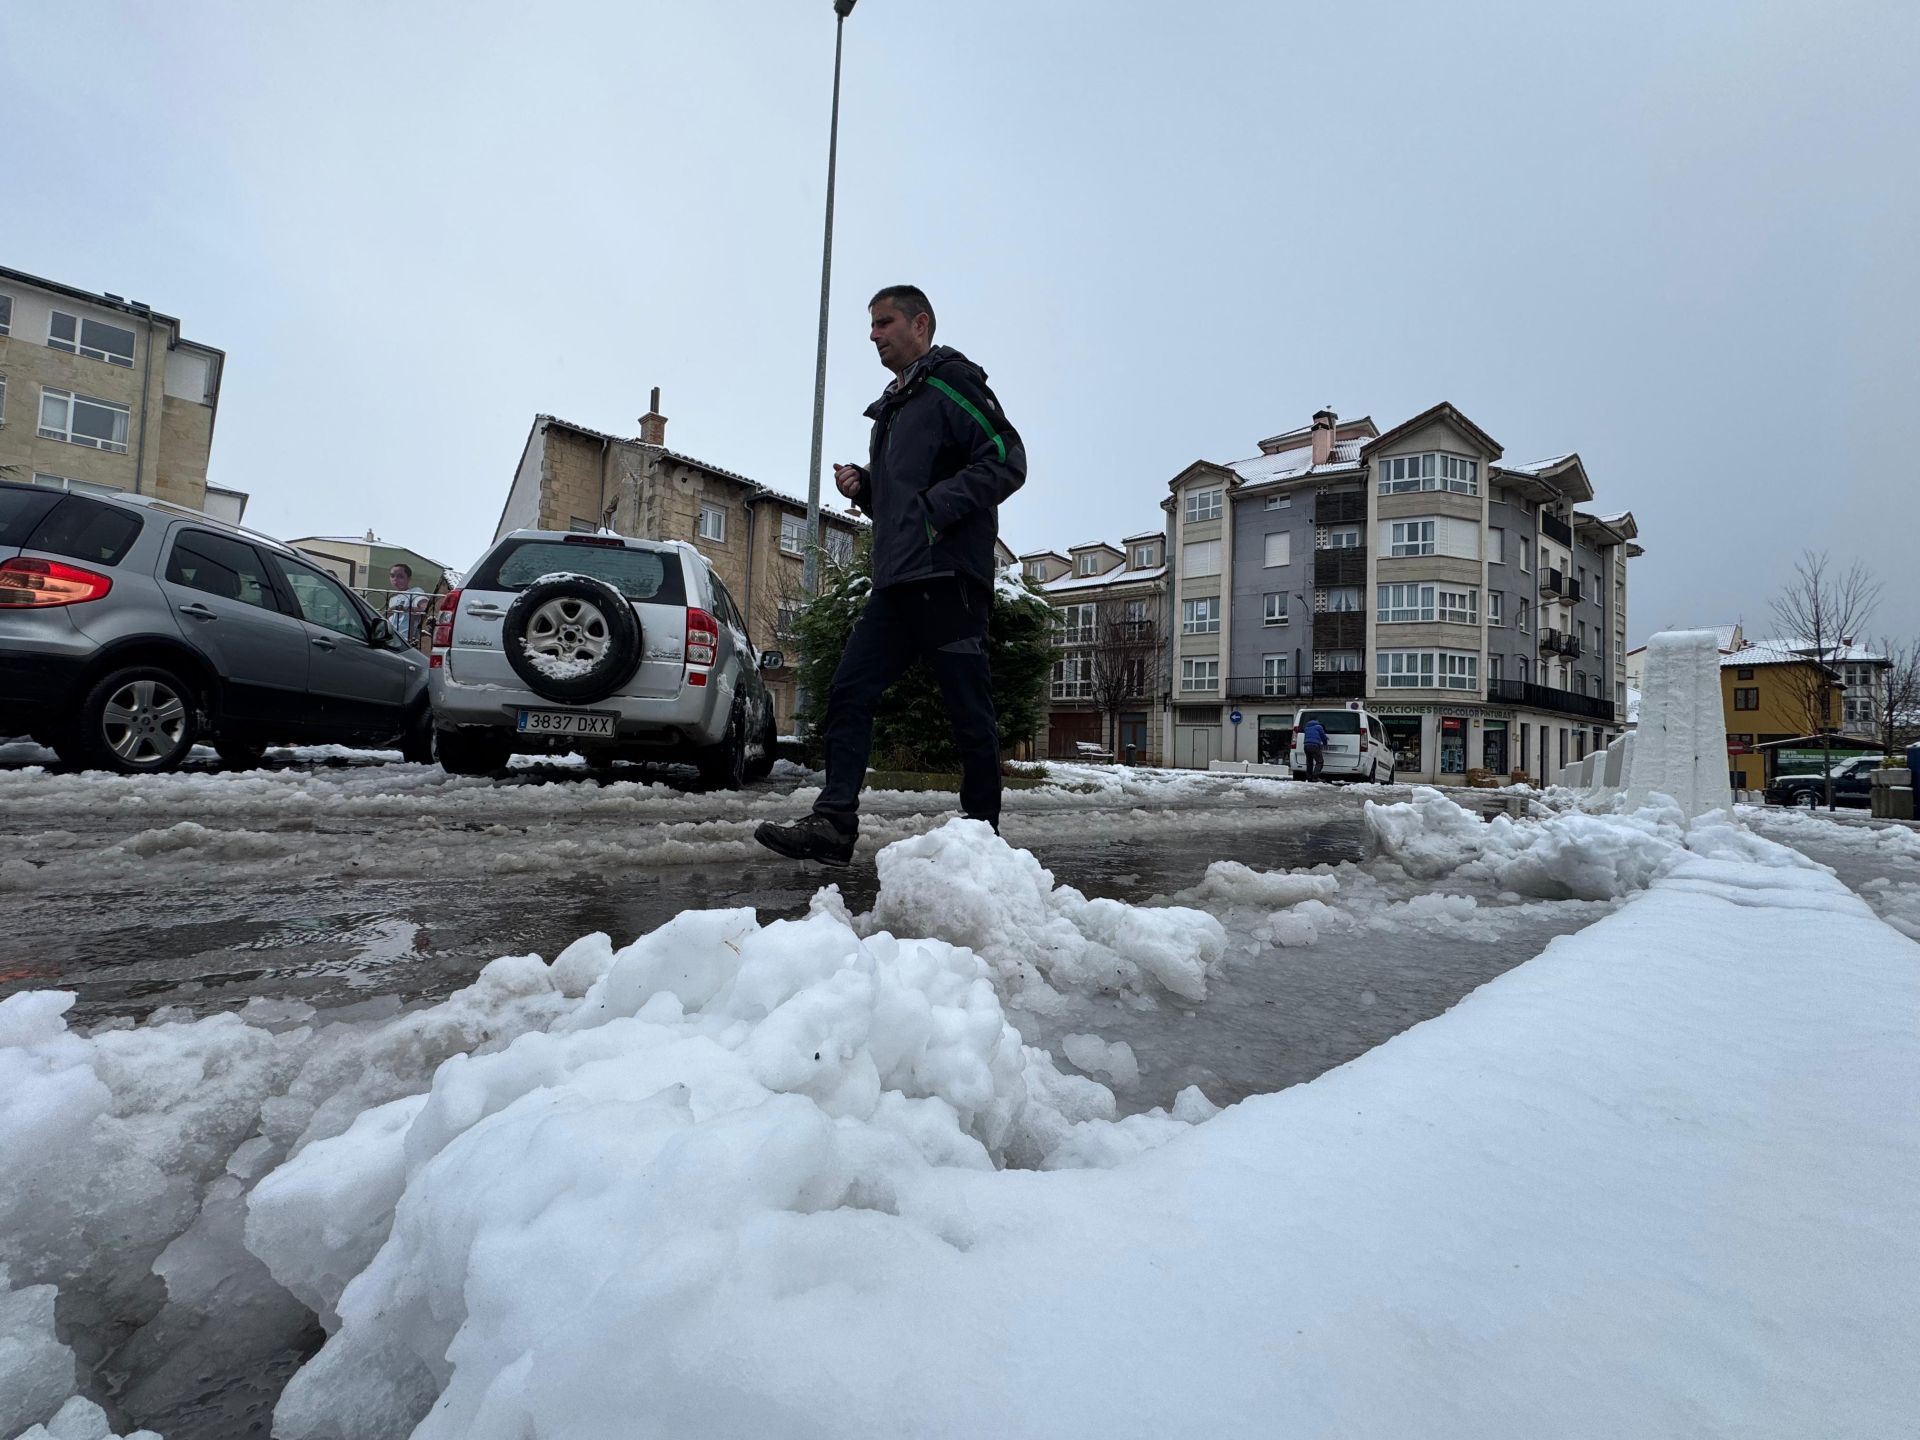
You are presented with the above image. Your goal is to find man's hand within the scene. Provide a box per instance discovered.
[833,463,865,500]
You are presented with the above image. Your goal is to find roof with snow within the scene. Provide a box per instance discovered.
[1227,438,1367,484]
[1041,564,1166,594]
[1068,540,1123,554]
[1739,638,1888,666]
[1121,530,1164,544]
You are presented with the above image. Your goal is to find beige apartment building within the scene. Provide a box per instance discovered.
[493,392,865,729]
[1023,532,1169,762]
[0,264,236,516]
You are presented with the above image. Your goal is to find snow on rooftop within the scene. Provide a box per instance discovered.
[1503,453,1574,475]
[1227,437,1365,484]
[1740,636,1887,665]
[1041,564,1166,593]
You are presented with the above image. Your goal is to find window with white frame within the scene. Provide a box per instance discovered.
[1844,696,1873,723]
[38,388,130,452]
[1437,587,1478,624]
[1488,591,1504,627]
[1517,597,1531,632]
[1054,602,1096,645]
[1376,650,1477,690]
[1182,538,1221,576]
[1377,453,1478,496]
[1131,543,1157,568]
[1264,493,1292,510]
[1262,530,1291,568]
[1325,526,1360,549]
[1489,654,1503,682]
[1182,596,1220,634]
[1519,540,1531,573]
[1389,520,1435,556]
[1489,526,1505,564]
[779,515,805,555]
[1263,592,1288,626]
[1024,561,1045,580]
[825,527,853,565]
[1378,583,1435,623]
[48,311,136,367]
[776,600,802,638]
[1262,654,1290,696]
[1437,651,1478,689]
[1184,488,1223,522]
[0,294,12,335]
[1320,650,1363,672]
[1123,597,1150,626]
[1052,653,1093,700]
[1180,658,1219,692]
[1517,656,1531,684]
[697,503,726,542]
[1076,553,1100,576]
[1324,586,1362,612]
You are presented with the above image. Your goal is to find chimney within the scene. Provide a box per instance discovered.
[639,386,667,447]
[1311,407,1337,466]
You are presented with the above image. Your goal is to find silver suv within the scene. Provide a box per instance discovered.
[0,479,431,772]
[427,529,777,787]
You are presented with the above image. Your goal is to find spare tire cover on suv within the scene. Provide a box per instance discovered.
[503,572,643,704]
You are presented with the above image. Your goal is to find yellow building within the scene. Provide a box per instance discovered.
[1720,648,1838,791]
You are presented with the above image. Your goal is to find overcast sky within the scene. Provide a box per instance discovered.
[3,0,1914,643]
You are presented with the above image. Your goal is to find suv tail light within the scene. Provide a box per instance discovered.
[0,557,113,608]
[685,607,719,682]
[430,589,461,661]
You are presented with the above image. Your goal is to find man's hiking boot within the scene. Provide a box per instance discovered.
[754,813,857,867]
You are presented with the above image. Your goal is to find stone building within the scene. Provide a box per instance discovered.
[492,392,863,729]
[0,263,233,515]
[1025,533,1169,762]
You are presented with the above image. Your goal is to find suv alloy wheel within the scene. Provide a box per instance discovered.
[66,664,199,774]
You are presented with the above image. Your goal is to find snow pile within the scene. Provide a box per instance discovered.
[1061,1032,1140,1088]
[9,1397,159,1440]
[855,818,1227,1002]
[1366,787,1686,900]
[0,1264,77,1436]
[1623,629,1732,817]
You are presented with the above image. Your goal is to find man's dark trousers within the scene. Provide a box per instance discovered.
[814,577,999,829]
[1305,743,1324,780]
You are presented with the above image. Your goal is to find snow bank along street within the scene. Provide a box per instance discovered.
[2,746,1915,1437]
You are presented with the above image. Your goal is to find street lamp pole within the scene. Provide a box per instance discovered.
[803,0,856,603]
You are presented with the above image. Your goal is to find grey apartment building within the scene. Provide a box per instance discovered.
[1162,403,1640,783]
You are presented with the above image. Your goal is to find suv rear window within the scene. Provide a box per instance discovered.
[1297,709,1362,734]
[25,495,145,566]
[0,487,63,547]
[473,539,688,605]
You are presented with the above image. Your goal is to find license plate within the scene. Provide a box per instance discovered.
[516,708,616,737]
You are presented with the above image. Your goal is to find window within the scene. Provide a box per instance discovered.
[1055,602,1096,645]
[1845,697,1873,723]
[1184,488,1223,522]
[1024,561,1045,580]
[1735,667,1754,680]
[1263,592,1288,626]
[1518,656,1531,684]
[1489,526,1504,564]
[1539,545,1550,573]
[1378,453,1477,495]
[1262,655,1290,696]
[697,504,726,542]
[1326,526,1360,549]
[567,516,597,533]
[0,294,11,335]
[1517,598,1531,632]
[1489,654,1503,682]
[1131,543,1157,568]
[779,515,805,555]
[1519,541,1531,574]
[825,528,853,565]
[1575,670,1587,695]
[1264,494,1292,510]
[1182,539,1221,576]
[1182,596,1220,634]
[1379,583,1435,623]
[1263,531,1291,568]
[1181,658,1219,692]
[165,531,281,613]
[48,311,136,367]
[1376,650,1477,690]
[776,600,802,639]
[38,389,130,453]
[1324,586,1361,612]
[1488,591,1504,627]
[1437,652,1478,690]
[271,558,371,641]
[1437,587,1477,624]
[480,541,686,604]
[9,493,143,565]
[1320,650,1363,672]
[1077,554,1100,576]
[1734,687,1759,711]
[1389,520,1435,556]
[1052,654,1093,700]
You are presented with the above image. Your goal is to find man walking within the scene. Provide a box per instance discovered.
[756,285,1026,865]
[1301,716,1328,781]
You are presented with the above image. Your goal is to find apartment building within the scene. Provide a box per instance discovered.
[1162,403,1641,783]
[0,264,232,515]
[493,392,863,729]
[1027,532,1168,762]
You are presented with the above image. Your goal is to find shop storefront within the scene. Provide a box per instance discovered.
[1382,715,1423,775]
[1482,719,1508,775]
[1438,715,1468,776]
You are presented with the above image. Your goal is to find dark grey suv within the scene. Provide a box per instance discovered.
[0,480,431,772]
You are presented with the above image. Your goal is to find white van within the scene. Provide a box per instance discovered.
[1289,705,1396,783]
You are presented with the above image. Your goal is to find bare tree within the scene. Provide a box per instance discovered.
[1872,636,1920,759]
[1769,551,1881,810]
[1087,599,1165,763]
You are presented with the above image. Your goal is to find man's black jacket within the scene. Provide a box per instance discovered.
[850,345,1026,592]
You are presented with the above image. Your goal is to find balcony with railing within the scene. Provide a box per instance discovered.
[1488,677,1614,721]
[1314,547,1367,586]
[1314,488,1367,524]
[1225,671,1365,700]
[1542,512,1573,546]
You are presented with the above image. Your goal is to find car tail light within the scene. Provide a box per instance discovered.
[0,557,113,607]
[431,589,461,650]
[686,607,719,669]
[562,533,625,548]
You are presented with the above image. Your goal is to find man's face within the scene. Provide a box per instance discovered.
[869,302,929,373]
[389,567,409,590]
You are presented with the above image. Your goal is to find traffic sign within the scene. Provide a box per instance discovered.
[1229,710,1243,725]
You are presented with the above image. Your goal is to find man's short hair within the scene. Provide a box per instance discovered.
[869,285,935,339]
[389,563,413,580]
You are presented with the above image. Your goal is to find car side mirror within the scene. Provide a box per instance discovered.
[758,649,784,671]
[370,617,399,649]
